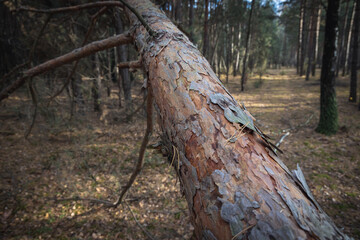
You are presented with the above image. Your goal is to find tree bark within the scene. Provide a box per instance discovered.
[349,0,359,103]
[305,1,318,81]
[203,0,210,60]
[336,0,350,77]
[316,0,340,135]
[343,1,357,76]
[126,0,350,239]
[312,6,321,76]
[299,0,307,76]
[175,0,182,23]
[189,0,194,41]
[114,9,132,110]
[92,53,102,113]
[297,0,305,75]
[241,0,256,91]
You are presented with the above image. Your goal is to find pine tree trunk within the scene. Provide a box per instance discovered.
[299,0,307,76]
[114,9,132,110]
[305,4,314,81]
[92,53,102,113]
[316,0,340,135]
[349,0,359,102]
[312,6,321,76]
[336,0,350,77]
[343,1,357,76]
[175,0,182,23]
[306,1,318,81]
[203,0,209,60]
[125,0,350,239]
[189,0,194,41]
[241,0,255,91]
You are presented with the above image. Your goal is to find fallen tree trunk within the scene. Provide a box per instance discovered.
[126,1,350,239]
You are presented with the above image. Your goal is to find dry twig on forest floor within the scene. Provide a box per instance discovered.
[124,200,157,240]
[113,87,154,207]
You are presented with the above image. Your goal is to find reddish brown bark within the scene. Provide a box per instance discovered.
[125,0,350,239]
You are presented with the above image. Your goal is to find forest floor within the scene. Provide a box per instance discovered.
[0,68,359,239]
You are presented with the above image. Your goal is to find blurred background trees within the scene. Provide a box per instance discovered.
[0,0,359,129]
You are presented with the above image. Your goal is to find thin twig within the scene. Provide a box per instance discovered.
[124,200,157,240]
[119,0,157,37]
[113,85,154,207]
[16,2,123,14]
[125,96,146,122]
[231,224,256,240]
[274,132,290,153]
[48,7,108,104]
[23,16,52,139]
[282,113,314,132]
[25,79,37,139]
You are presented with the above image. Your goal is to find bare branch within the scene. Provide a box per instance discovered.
[0,33,133,101]
[113,86,154,207]
[119,0,157,37]
[16,2,124,14]
[48,7,108,103]
[117,60,142,69]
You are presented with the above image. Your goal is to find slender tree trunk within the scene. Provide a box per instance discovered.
[349,0,359,103]
[316,0,340,135]
[282,26,287,66]
[336,0,350,77]
[343,1,357,76]
[114,9,132,110]
[300,0,307,76]
[306,1,317,80]
[175,0,182,23]
[189,0,194,41]
[312,6,321,76]
[235,24,241,74]
[225,23,231,83]
[71,76,84,113]
[92,53,102,113]
[203,0,209,60]
[125,0,350,239]
[241,0,255,91]
[297,0,305,74]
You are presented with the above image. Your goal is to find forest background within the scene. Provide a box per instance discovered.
[0,0,359,239]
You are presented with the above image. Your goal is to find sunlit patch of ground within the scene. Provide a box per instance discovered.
[0,68,359,239]
[223,68,360,238]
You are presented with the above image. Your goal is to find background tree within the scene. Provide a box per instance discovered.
[316,0,340,135]
[349,0,359,103]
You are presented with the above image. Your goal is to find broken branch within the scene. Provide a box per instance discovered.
[0,33,133,101]
[119,0,157,37]
[117,60,142,69]
[16,2,124,14]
